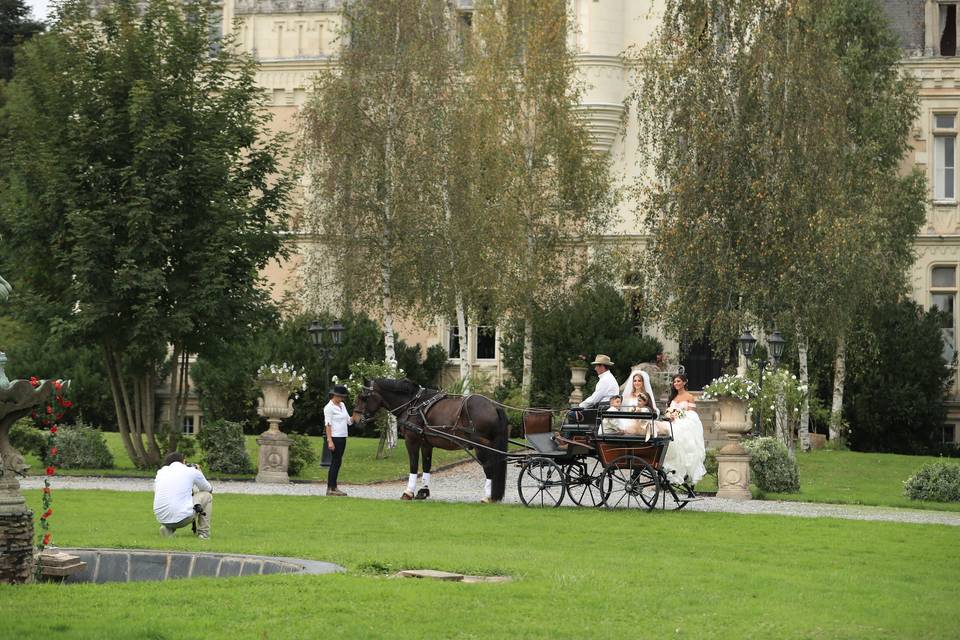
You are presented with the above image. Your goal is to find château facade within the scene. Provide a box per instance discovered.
[225,0,957,442]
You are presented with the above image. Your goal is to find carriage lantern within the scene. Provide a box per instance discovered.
[737,329,757,360]
[308,319,346,467]
[767,329,786,364]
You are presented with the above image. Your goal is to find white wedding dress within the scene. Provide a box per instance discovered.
[662,400,707,486]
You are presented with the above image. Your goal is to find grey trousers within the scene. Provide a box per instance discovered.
[161,490,213,537]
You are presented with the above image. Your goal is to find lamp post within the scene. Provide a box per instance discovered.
[738,327,786,437]
[308,319,345,467]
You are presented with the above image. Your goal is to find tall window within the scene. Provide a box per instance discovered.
[182,416,195,435]
[476,325,496,360]
[932,265,957,365]
[934,113,957,200]
[447,324,462,359]
[941,3,958,56]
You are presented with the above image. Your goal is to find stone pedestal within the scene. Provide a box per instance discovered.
[255,379,294,484]
[0,487,34,584]
[716,444,752,500]
[568,366,588,405]
[256,430,291,483]
[712,396,753,501]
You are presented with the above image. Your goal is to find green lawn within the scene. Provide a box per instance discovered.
[24,432,470,484]
[2,490,958,639]
[761,449,960,512]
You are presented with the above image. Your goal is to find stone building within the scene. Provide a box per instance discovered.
[213,0,957,442]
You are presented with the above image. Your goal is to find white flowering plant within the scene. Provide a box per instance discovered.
[257,363,308,398]
[701,374,759,401]
[334,359,406,403]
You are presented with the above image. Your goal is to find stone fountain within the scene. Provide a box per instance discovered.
[0,353,63,583]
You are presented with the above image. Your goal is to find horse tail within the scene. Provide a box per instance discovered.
[490,406,509,502]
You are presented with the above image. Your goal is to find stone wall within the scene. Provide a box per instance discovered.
[0,511,34,584]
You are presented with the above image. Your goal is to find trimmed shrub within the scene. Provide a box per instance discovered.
[742,436,799,493]
[9,419,47,459]
[288,433,317,476]
[904,461,960,502]
[197,419,253,474]
[704,448,719,481]
[177,435,198,461]
[52,424,114,469]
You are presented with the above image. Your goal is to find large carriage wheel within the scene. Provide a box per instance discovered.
[563,458,605,507]
[600,455,659,511]
[517,457,567,508]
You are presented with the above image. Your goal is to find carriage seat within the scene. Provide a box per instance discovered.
[526,432,562,455]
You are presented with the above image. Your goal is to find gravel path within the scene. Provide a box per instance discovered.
[19,462,960,527]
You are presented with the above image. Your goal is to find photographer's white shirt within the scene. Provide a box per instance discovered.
[153,461,212,524]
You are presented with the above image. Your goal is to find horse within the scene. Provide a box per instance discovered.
[352,378,509,503]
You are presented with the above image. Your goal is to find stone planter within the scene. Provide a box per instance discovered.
[255,379,294,484]
[568,366,588,405]
[712,395,753,501]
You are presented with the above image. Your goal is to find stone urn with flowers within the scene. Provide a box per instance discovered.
[567,356,589,405]
[702,374,759,500]
[255,363,306,484]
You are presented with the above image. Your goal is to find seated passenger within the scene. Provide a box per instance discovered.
[568,354,620,422]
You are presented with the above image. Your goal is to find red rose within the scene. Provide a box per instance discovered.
[55,413,64,421]
[45,466,55,476]
[50,426,58,435]
[42,508,53,519]
[54,380,62,391]
[29,376,39,387]
[50,447,58,456]
[63,400,73,408]
[43,533,51,546]
[43,487,51,495]
[46,405,52,414]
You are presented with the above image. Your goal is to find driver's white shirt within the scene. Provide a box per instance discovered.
[579,370,620,408]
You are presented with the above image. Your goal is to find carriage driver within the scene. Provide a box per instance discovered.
[568,355,620,422]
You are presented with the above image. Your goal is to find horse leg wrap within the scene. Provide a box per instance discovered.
[484,478,492,499]
[406,474,417,494]
[421,472,431,488]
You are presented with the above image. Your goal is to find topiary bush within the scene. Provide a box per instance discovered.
[904,461,960,502]
[287,433,317,476]
[704,448,719,481]
[9,419,47,460]
[742,436,799,493]
[52,424,114,469]
[197,419,253,474]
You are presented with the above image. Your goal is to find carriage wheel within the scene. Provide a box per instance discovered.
[517,457,567,508]
[563,458,605,507]
[600,456,660,511]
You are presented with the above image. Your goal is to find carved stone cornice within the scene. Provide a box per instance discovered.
[234,0,342,16]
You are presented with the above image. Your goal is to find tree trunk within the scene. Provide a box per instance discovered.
[829,334,846,443]
[776,392,793,457]
[797,329,811,452]
[521,315,534,405]
[456,299,470,391]
[103,343,151,469]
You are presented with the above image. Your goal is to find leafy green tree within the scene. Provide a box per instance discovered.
[0,0,41,82]
[473,0,614,403]
[501,282,661,407]
[0,0,291,468]
[844,300,954,454]
[630,0,923,450]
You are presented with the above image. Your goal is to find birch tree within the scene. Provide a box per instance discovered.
[473,0,614,403]
[630,0,923,451]
[301,0,445,371]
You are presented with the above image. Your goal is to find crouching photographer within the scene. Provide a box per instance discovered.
[153,451,213,540]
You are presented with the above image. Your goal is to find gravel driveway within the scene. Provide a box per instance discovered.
[19,461,960,527]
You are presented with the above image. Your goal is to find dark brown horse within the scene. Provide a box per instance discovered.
[352,378,509,502]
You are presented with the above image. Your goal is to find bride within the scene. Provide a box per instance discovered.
[661,373,707,486]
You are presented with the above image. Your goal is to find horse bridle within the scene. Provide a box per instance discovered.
[356,384,423,422]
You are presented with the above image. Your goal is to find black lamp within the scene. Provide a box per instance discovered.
[738,328,757,360]
[767,329,786,364]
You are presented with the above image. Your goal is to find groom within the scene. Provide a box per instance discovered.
[568,354,620,422]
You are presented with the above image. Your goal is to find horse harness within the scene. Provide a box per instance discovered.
[396,389,491,448]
